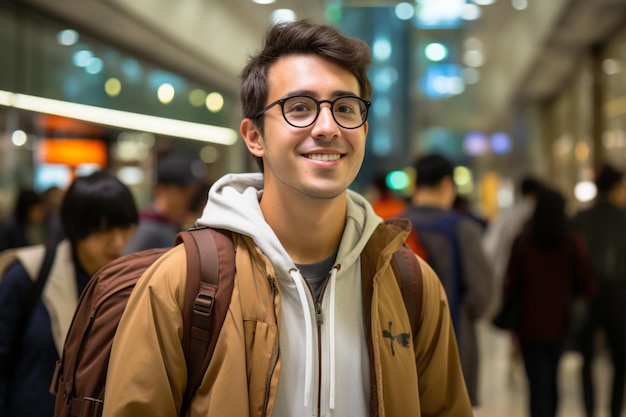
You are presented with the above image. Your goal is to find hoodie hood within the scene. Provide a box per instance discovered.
[196,172,382,279]
[196,172,384,415]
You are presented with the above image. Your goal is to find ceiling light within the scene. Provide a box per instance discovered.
[425,43,448,62]
[157,83,175,104]
[251,0,276,3]
[395,2,414,20]
[205,92,224,113]
[271,9,297,24]
[0,90,238,145]
[11,130,28,147]
[104,78,122,97]
[462,4,481,20]
[72,50,93,67]
[57,29,79,46]
[511,0,528,10]
[373,38,392,61]
[463,50,485,67]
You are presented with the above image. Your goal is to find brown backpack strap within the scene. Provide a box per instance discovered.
[390,246,423,337]
[177,227,235,417]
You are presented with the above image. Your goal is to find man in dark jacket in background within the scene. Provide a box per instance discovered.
[400,153,494,406]
[572,164,626,417]
[123,153,204,253]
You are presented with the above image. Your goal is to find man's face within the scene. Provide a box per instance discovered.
[611,181,626,208]
[242,54,368,200]
[162,183,197,223]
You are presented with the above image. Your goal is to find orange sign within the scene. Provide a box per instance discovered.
[39,139,107,167]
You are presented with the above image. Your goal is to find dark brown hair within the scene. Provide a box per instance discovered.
[239,19,372,172]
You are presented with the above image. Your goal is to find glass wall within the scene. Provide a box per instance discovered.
[0,3,245,215]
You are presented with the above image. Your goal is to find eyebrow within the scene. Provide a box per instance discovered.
[282,89,360,99]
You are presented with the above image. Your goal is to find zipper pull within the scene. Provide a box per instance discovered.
[316,299,323,325]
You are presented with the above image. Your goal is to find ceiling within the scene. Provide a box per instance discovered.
[14,0,626,135]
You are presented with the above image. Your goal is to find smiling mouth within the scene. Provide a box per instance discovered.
[304,153,342,161]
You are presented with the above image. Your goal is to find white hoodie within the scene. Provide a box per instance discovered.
[196,173,383,417]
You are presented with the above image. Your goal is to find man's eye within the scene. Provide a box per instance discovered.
[289,104,312,113]
[285,99,315,113]
[335,104,356,114]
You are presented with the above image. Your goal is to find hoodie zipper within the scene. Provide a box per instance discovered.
[262,276,280,417]
[316,296,324,416]
[314,274,333,416]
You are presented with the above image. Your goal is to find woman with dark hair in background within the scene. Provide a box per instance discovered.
[0,171,138,417]
[502,188,596,417]
[0,189,46,251]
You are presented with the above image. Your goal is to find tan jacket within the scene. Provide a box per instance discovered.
[103,220,471,416]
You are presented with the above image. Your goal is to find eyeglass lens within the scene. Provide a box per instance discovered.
[282,96,367,128]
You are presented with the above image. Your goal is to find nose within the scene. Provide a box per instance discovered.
[311,103,340,138]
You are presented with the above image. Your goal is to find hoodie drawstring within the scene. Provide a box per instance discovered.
[290,268,313,408]
[328,266,339,410]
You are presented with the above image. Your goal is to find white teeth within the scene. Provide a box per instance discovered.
[306,153,341,161]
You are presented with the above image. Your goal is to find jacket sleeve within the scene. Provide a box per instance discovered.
[102,247,188,417]
[458,220,496,319]
[414,258,473,416]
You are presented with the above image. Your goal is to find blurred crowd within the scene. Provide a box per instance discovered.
[1,151,625,417]
[0,153,210,417]
[369,154,626,417]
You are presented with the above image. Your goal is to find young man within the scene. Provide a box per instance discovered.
[102,20,471,416]
[400,153,494,406]
[122,153,202,253]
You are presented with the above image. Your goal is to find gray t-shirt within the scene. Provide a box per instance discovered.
[296,250,338,300]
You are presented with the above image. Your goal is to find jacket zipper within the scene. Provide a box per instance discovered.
[262,276,279,417]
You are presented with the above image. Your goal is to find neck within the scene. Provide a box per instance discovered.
[412,189,449,209]
[260,189,347,264]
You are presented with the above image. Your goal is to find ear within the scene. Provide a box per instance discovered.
[442,177,457,208]
[240,118,265,158]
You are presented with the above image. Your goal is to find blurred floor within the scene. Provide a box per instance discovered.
[474,321,614,417]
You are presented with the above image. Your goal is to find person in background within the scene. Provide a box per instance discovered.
[483,176,545,284]
[571,164,626,417]
[182,180,212,230]
[0,189,46,251]
[483,176,545,385]
[0,171,138,417]
[102,19,472,417]
[123,153,204,253]
[502,188,596,417]
[41,186,66,247]
[400,153,495,407]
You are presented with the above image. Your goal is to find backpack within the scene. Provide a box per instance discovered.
[50,227,422,417]
[405,213,465,332]
[50,227,235,417]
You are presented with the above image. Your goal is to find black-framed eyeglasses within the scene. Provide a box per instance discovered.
[254,95,371,129]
